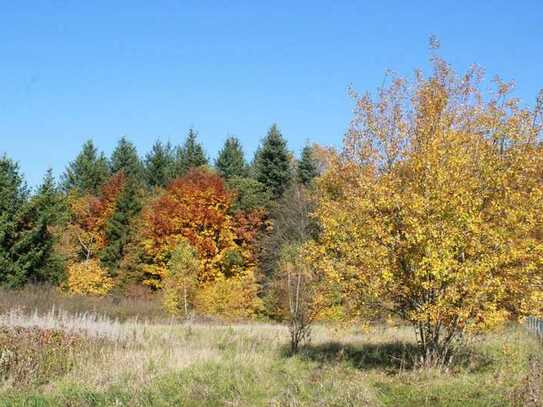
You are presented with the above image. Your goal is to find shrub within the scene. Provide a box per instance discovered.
[0,326,83,387]
[65,259,114,296]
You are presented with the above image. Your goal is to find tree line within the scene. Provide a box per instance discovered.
[0,124,320,319]
[2,45,543,366]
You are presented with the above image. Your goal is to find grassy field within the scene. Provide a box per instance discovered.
[0,288,541,406]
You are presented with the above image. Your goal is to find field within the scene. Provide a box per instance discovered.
[0,288,540,406]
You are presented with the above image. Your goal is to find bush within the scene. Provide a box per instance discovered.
[65,260,114,296]
[0,326,83,387]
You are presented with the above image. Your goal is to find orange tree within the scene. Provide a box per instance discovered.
[60,173,125,294]
[140,169,264,318]
[308,47,543,365]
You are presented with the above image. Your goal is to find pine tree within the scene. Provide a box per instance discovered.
[215,136,247,179]
[145,140,175,188]
[297,145,319,186]
[62,140,110,194]
[174,129,208,176]
[111,137,144,181]
[254,124,292,199]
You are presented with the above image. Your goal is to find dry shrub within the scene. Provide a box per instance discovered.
[0,326,84,387]
[511,354,543,406]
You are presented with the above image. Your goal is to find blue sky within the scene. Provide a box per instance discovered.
[1,1,542,186]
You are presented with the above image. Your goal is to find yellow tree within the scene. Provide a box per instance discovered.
[162,239,201,317]
[309,45,543,365]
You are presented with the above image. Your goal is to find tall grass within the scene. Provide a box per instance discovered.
[0,285,166,322]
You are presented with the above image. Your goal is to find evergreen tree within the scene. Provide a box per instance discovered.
[18,169,66,284]
[0,156,28,286]
[62,140,110,194]
[174,129,208,176]
[0,157,61,286]
[254,124,292,199]
[227,177,272,212]
[101,177,142,275]
[111,137,144,181]
[215,136,247,179]
[145,140,175,188]
[297,145,319,186]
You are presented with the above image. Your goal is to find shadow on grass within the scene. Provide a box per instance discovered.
[284,341,494,373]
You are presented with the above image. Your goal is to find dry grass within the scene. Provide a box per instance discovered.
[0,285,166,323]
[0,292,541,406]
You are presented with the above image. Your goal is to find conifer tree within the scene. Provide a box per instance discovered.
[111,137,144,181]
[0,158,58,286]
[297,145,319,186]
[254,124,292,199]
[18,169,66,284]
[174,129,208,176]
[62,140,110,194]
[100,177,142,275]
[144,140,175,188]
[216,136,247,179]
[0,155,28,286]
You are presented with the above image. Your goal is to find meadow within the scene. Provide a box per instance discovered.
[0,287,541,407]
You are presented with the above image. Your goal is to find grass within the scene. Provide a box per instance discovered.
[0,292,541,406]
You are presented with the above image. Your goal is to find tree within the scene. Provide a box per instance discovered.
[279,244,323,353]
[297,145,319,186]
[65,259,114,296]
[100,176,143,275]
[62,140,110,194]
[63,173,125,265]
[110,137,144,182]
[254,124,292,199]
[309,48,543,366]
[162,239,201,316]
[174,128,208,177]
[215,136,247,179]
[140,168,264,318]
[260,185,315,278]
[24,169,66,284]
[0,156,29,286]
[0,162,62,287]
[144,140,175,188]
[226,177,272,212]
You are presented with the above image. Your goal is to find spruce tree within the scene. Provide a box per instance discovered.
[174,129,208,176]
[0,157,61,286]
[0,156,28,286]
[215,136,247,179]
[254,124,292,199]
[227,177,272,212]
[111,137,144,181]
[62,140,110,194]
[145,140,175,188]
[297,145,319,186]
[101,177,142,275]
[18,169,66,284]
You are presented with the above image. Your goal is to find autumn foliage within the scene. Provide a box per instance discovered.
[141,169,264,318]
[308,48,543,364]
[62,173,126,293]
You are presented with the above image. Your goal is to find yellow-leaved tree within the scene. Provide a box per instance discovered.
[162,239,201,317]
[308,44,543,365]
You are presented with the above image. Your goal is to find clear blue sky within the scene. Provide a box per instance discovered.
[1,1,542,186]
